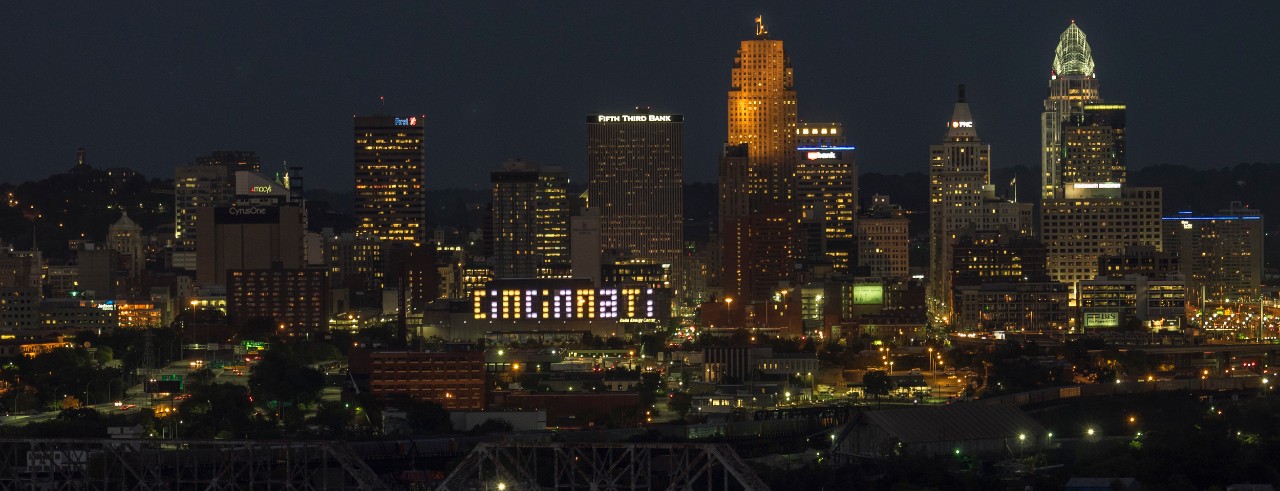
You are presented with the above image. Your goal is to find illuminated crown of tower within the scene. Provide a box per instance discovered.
[1052,21,1095,76]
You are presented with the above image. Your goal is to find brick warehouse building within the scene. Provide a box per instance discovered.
[368,350,486,411]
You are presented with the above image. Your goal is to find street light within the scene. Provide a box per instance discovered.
[724,298,734,326]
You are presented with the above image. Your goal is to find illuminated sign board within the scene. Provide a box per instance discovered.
[852,284,884,305]
[590,114,683,123]
[949,121,973,128]
[1070,182,1122,189]
[806,151,837,160]
[473,285,668,321]
[394,116,419,126]
[1083,312,1120,328]
[214,206,281,224]
[250,185,272,193]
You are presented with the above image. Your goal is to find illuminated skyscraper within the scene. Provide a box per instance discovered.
[1061,103,1126,187]
[490,160,569,279]
[1163,204,1264,305]
[794,122,857,272]
[1041,21,1103,199]
[585,110,684,278]
[721,16,799,309]
[354,115,425,245]
[928,86,1033,324]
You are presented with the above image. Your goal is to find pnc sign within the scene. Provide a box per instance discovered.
[949,121,973,128]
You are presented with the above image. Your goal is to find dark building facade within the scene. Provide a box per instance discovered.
[368,350,486,411]
[227,268,328,331]
[490,161,569,279]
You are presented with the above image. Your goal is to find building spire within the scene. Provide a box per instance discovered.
[947,84,977,140]
[755,15,768,39]
[1052,21,1095,76]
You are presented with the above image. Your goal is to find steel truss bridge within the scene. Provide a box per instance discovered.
[0,438,388,490]
[437,442,770,491]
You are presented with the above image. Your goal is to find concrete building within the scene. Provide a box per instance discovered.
[951,229,1048,287]
[1042,186,1163,289]
[1078,275,1187,331]
[721,17,799,313]
[325,232,384,310]
[927,86,1034,324]
[354,115,425,245]
[39,299,116,331]
[490,160,570,279]
[585,110,683,287]
[857,195,909,280]
[1163,205,1265,305]
[226,268,328,331]
[173,151,261,270]
[0,288,40,330]
[1060,104,1127,187]
[195,205,305,287]
[1097,245,1180,279]
[368,350,486,411]
[953,282,1071,332]
[795,122,857,273]
[569,208,602,286]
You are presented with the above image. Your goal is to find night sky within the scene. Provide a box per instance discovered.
[2,2,1277,191]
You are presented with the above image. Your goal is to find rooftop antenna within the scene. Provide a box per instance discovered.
[380,95,386,113]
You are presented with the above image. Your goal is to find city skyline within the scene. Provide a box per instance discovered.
[2,3,1278,191]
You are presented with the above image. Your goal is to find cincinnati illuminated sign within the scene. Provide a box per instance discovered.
[394,116,419,126]
[596,115,675,122]
[473,287,661,321]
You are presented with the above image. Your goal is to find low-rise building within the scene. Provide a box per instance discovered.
[368,350,486,411]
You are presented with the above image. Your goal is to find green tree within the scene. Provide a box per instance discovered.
[668,392,692,418]
[402,399,452,434]
[308,401,356,437]
[248,345,324,420]
[470,418,513,434]
[176,383,263,439]
[863,371,892,400]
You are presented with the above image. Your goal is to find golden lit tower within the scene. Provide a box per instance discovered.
[354,115,426,245]
[728,15,798,203]
[721,16,799,310]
